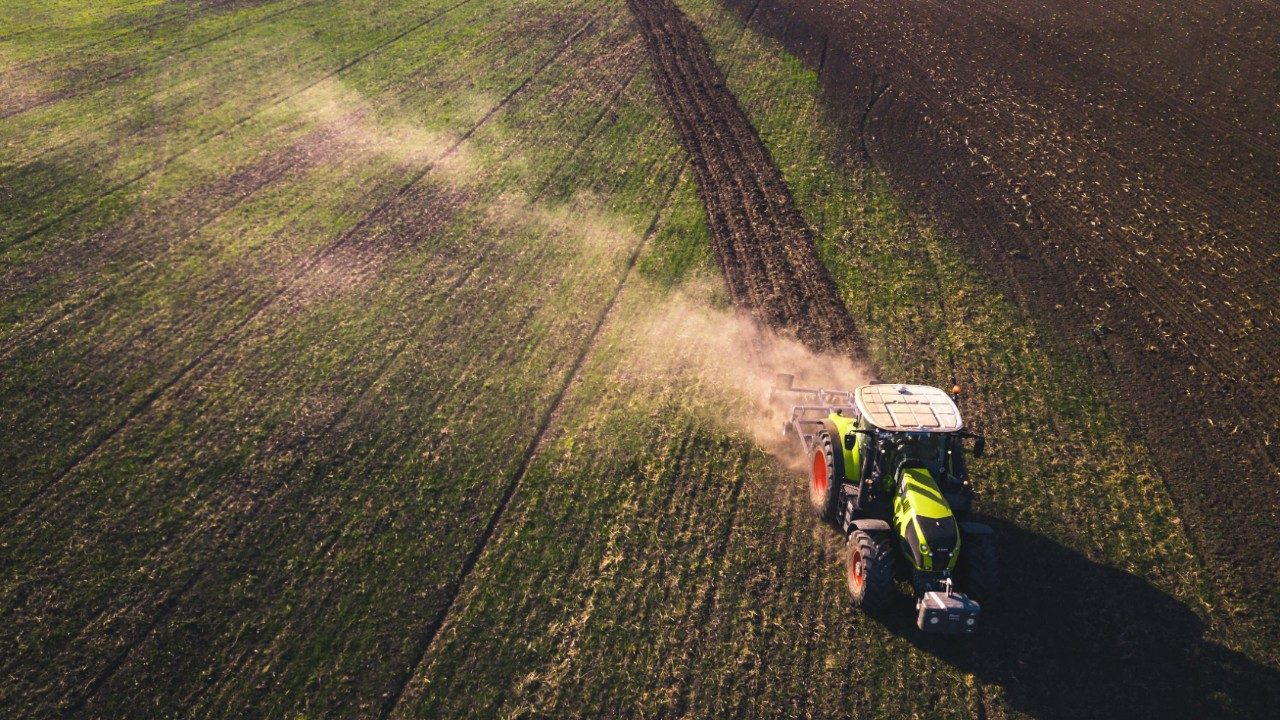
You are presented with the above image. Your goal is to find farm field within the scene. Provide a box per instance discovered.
[2,1,1277,718]
[725,0,1280,622]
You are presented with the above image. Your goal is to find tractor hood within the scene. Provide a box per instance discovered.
[893,467,960,572]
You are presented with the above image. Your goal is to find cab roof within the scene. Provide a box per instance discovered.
[854,384,963,432]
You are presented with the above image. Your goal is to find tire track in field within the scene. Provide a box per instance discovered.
[626,0,863,361]
[378,158,688,720]
[0,0,321,118]
[1,17,594,529]
[4,0,476,248]
[40,20,609,714]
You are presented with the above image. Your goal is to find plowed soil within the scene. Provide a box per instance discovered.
[627,0,862,359]
[724,0,1280,623]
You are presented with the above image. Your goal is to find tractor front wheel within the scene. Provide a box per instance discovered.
[847,530,897,610]
[808,430,842,524]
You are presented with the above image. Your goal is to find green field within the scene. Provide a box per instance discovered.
[2,1,1276,717]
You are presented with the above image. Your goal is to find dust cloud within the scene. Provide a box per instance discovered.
[486,191,635,265]
[273,77,476,177]
[630,283,872,466]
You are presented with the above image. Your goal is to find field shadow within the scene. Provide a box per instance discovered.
[867,519,1280,720]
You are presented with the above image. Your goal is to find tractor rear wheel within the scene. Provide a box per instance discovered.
[957,532,999,602]
[847,530,897,609]
[808,430,842,524]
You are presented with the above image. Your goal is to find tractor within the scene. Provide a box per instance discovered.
[773,377,997,634]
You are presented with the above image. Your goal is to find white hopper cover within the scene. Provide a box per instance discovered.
[854,384,963,432]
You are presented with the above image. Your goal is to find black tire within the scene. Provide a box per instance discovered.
[847,530,897,610]
[957,532,999,602]
[808,430,842,524]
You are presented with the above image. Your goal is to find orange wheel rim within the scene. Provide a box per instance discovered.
[849,547,864,592]
[810,449,828,504]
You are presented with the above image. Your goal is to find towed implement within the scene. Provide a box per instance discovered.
[774,377,997,634]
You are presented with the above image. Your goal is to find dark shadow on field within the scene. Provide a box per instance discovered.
[866,519,1280,720]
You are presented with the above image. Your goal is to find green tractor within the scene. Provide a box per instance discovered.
[774,377,997,634]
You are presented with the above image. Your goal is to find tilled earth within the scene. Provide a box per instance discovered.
[628,0,863,360]
[724,0,1280,629]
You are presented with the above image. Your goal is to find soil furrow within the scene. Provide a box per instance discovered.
[627,0,862,360]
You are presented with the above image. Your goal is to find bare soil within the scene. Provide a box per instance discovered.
[627,0,865,361]
[722,0,1280,631]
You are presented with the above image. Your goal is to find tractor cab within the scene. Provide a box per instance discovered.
[848,385,981,515]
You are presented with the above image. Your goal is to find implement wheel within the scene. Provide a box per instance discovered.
[847,530,897,610]
[808,430,842,524]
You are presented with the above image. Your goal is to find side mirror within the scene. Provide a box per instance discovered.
[972,436,986,458]
[844,428,874,450]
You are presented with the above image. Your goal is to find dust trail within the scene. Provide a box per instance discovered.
[627,279,873,468]
[485,191,636,264]
[264,76,478,175]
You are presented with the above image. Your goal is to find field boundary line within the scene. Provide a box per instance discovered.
[1,16,596,529]
[377,161,689,720]
[5,0,477,249]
